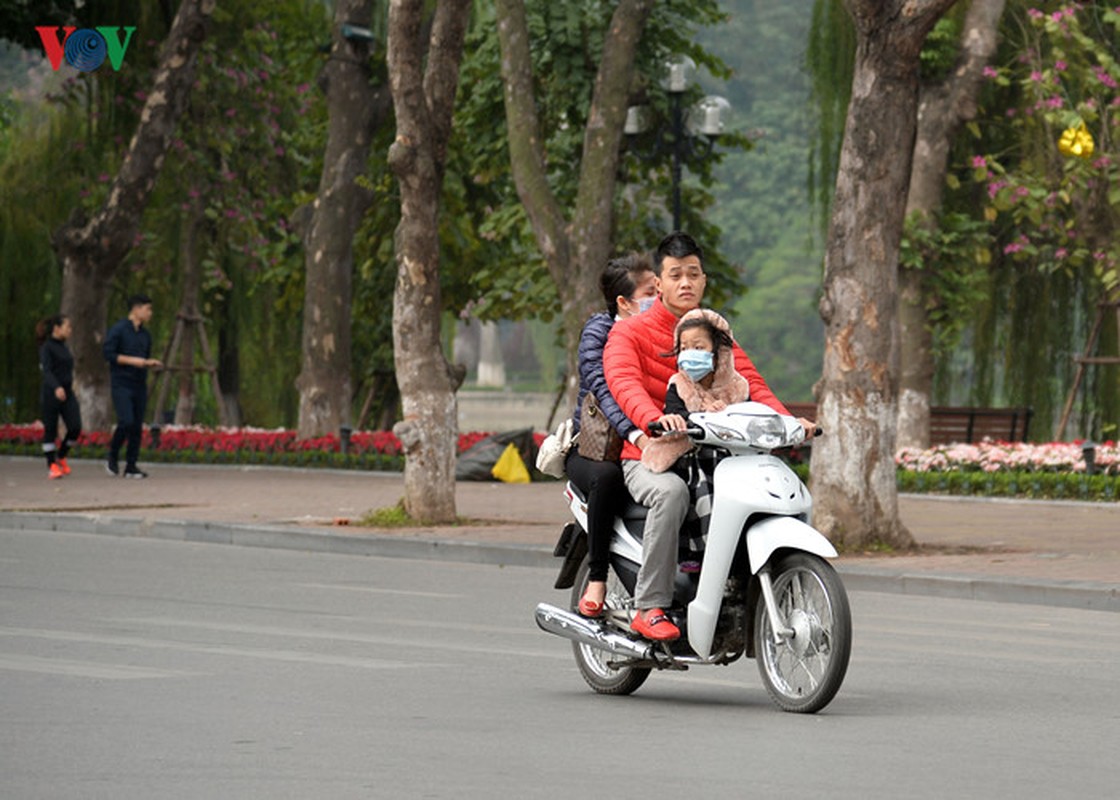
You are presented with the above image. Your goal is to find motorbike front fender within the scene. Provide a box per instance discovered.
[687,514,837,659]
[746,515,837,573]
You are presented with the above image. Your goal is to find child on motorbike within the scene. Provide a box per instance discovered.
[641,309,750,549]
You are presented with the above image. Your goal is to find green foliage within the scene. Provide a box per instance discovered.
[899,210,991,356]
[357,501,415,527]
[944,2,1120,437]
[898,469,1120,502]
[0,3,168,422]
[451,0,743,325]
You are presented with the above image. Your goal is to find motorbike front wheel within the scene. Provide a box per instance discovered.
[569,558,651,696]
[755,552,851,713]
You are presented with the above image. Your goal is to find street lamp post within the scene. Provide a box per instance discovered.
[625,55,731,231]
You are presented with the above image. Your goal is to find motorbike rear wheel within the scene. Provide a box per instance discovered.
[755,552,851,713]
[570,559,651,695]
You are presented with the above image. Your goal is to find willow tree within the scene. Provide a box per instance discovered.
[495,0,653,403]
[52,0,214,430]
[898,0,1007,449]
[387,0,471,523]
[811,0,957,550]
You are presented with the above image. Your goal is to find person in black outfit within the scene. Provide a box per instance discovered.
[37,314,82,480]
[103,294,162,478]
[563,254,658,617]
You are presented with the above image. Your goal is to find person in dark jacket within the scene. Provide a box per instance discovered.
[103,293,162,478]
[564,253,657,617]
[37,314,81,479]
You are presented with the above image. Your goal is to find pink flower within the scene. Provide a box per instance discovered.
[1029,70,1043,82]
[972,155,987,168]
[1054,60,1067,71]
[1027,8,1043,18]
[983,66,999,79]
[1055,248,1068,259]
[1093,68,1119,90]
[1004,242,1023,254]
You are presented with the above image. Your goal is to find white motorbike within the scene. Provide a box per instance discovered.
[535,401,851,713]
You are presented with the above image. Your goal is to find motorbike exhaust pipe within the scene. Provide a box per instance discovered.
[534,603,653,661]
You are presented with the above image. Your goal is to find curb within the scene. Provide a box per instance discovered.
[2,511,1117,613]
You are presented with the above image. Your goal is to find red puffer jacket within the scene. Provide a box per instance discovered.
[603,298,791,461]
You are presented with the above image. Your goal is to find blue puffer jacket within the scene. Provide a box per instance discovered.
[573,311,637,440]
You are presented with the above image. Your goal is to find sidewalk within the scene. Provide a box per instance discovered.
[3,456,1118,611]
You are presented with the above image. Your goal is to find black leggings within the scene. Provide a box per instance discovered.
[564,449,628,582]
[41,390,82,465]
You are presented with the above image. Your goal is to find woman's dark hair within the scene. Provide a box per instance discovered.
[35,314,68,346]
[654,231,703,274]
[667,316,734,373]
[600,252,654,316]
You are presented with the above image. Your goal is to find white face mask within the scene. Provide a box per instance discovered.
[636,296,657,313]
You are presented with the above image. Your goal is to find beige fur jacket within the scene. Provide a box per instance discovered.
[641,309,750,473]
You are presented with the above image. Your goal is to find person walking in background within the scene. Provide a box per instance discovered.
[103,293,162,478]
[37,314,81,480]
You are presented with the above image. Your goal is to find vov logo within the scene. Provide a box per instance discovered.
[35,26,136,72]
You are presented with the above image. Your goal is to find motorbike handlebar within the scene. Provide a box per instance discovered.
[647,419,825,440]
[647,420,704,438]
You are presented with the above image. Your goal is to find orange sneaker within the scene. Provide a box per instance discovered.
[48,462,65,480]
[58,458,71,475]
[630,608,680,641]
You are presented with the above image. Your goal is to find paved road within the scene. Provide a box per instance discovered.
[2,528,1118,798]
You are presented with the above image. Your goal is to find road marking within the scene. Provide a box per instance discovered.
[0,627,438,671]
[0,653,195,680]
[112,618,567,660]
[297,582,464,599]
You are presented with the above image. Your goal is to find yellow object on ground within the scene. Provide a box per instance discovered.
[491,442,531,483]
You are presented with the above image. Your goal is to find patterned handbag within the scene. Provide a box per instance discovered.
[577,392,624,462]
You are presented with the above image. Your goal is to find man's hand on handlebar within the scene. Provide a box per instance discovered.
[649,414,688,435]
[797,417,823,438]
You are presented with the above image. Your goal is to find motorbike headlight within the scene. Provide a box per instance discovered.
[706,422,745,442]
[745,416,788,448]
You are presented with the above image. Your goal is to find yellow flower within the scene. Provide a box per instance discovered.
[1058,121,1094,159]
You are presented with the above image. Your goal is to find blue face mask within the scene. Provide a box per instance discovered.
[678,349,714,382]
[636,296,657,314]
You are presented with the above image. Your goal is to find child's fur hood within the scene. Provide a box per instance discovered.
[641,309,750,473]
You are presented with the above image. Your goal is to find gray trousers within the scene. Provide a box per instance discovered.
[622,459,690,609]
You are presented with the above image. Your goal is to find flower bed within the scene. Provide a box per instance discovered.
[3,422,1117,500]
[895,440,1120,501]
[896,440,1119,476]
[0,423,526,472]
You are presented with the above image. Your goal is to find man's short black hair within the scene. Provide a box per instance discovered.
[654,231,703,274]
[128,293,152,309]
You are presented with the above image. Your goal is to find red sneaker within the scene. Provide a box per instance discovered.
[630,608,680,641]
[48,463,65,480]
[58,458,71,475]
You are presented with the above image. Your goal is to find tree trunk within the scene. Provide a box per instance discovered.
[496,0,653,416]
[811,0,956,550]
[387,0,471,524]
[296,0,383,439]
[52,0,214,431]
[174,206,204,425]
[898,0,1007,449]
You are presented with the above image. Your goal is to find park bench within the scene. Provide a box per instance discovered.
[782,402,1033,446]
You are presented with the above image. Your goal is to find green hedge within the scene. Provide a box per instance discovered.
[897,469,1120,502]
[0,443,405,472]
